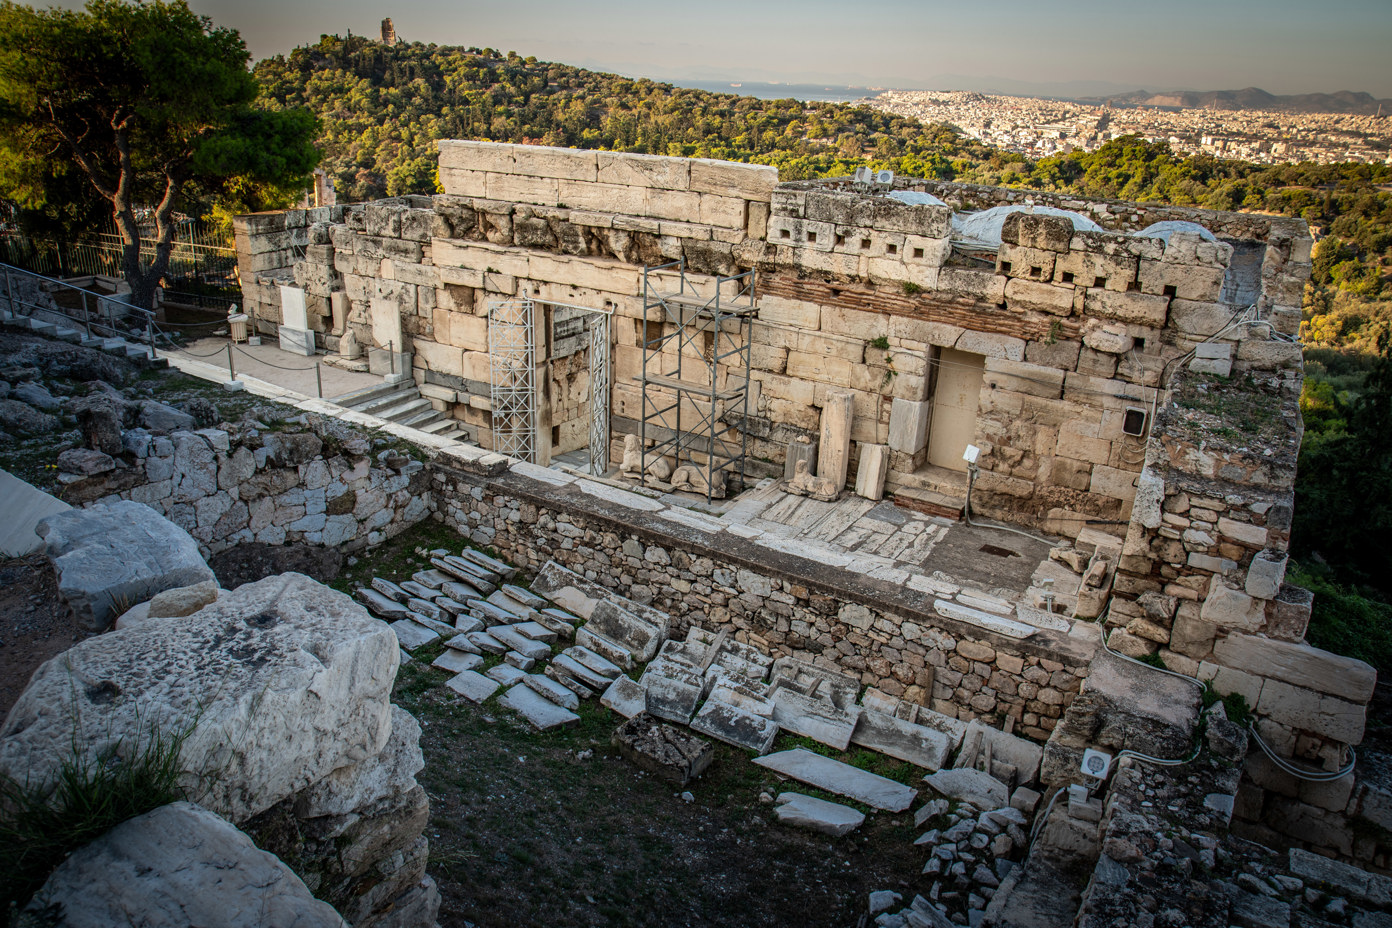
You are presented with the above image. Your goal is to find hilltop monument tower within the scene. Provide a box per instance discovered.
[381,18,398,46]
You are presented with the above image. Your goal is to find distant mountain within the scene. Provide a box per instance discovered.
[1086,87,1392,116]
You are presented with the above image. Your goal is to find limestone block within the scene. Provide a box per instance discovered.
[1169,611,1217,660]
[996,244,1056,282]
[37,500,215,632]
[437,140,516,173]
[146,580,220,619]
[1084,288,1169,327]
[1235,337,1304,371]
[1190,341,1233,377]
[817,391,855,493]
[774,792,864,836]
[1200,580,1267,632]
[757,296,821,330]
[1137,259,1225,301]
[1132,468,1164,529]
[1256,679,1365,745]
[1244,549,1288,600]
[597,151,690,189]
[983,358,1065,399]
[1218,517,1268,548]
[24,802,346,928]
[1268,584,1314,643]
[1004,278,1074,315]
[510,144,598,182]
[295,705,423,819]
[699,194,747,230]
[938,268,1006,304]
[643,187,703,224]
[1162,232,1232,268]
[0,573,397,822]
[484,172,559,207]
[854,443,889,501]
[1053,250,1137,291]
[438,166,487,197]
[903,234,952,267]
[688,158,779,200]
[1000,212,1073,253]
[1213,634,1375,704]
[1081,322,1133,355]
[955,330,1026,361]
[768,215,836,252]
[887,397,930,454]
[747,200,770,240]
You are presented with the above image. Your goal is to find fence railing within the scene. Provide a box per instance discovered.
[0,218,238,291]
[0,260,158,357]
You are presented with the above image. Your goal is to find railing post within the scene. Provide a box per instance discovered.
[81,290,91,337]
[315,362,323,399]
[226,343,236,382]
[388,339,395,374]
[3,263,13,316]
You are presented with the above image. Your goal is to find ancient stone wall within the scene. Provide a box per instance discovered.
[428,456,1096,737]
[57,420,429,556]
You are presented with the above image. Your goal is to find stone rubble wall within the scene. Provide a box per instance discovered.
[233,207,336,336]
[429,459,1094,740]
[58,421,429,556]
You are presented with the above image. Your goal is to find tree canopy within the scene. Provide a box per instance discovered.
[0,0,320,307]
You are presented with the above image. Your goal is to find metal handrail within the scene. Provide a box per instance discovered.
[1,260,159,357]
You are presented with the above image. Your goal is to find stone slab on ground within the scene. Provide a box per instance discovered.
[640,668,704,724]
[371,577,410,602]
[522,672,580,711]
[489,624,552,661]
[25,801,346,928]
[755,748,918,812]
[486,664,527,687]
[488,589,539,619]
[453,615,484,635]
[466,630,508,654]
[0,573,396,823]
[555,653,616,692]
[410,569,454,589]
[441,580,485,603]
[1290,848,1392,906]
[564,644,623,680]
[964,720,1044,787]
[501,583,545,608]
[500,682,580,731]
[359,588,412,621]
[923,768,1010,809]
[432,649,483,675]
[612,712,714,785]
[850,709,954,771]
[445,670,500,703]
[546,664,597,699]
[690,698,780,754]
[574,627,634,669]
[461,547,516,579]
[38,499,215,631]
[774,791,865,837]
[587,600,664,662]
[601,676,647,718]
[771,689,862,751]
[512,621,558,643]
[0,466,70,557]
[533,559,671,632]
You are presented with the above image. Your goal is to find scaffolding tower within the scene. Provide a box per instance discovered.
[639,258,756,501]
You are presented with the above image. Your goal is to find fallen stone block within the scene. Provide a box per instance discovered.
[772,688,863,751]
[487,664,527,687]
[771,656,859,708]
[754,748,918,812]
[523,673,581,711]
[398,580,438,600]
[513,620,558,643]
[0,573,397,823]
[410,569,453,590]
[358,587,411,620]
[471,600,523,627]
[612,712,713,785]
[501,584,546,609]
[546,663,597,699]
[601,676,647,718]
[587,600,664,662]
[432,649,483,675]
[850,709,954,771]
[490,625,552,661]
[533,560,671,634]
[501,682,580,730]
[444,634,481,654]
[575,627,634,669]
[390,619,439,651]
[504,651,536,671]
[923,768,1009,809]
[145,580,219,619]
[432,596,472,617]
[445,670,500,703]
[488,588,539,620]
[640,667,705,724]
[453,615,484,635]
[441,580,486,603]
[774,792,865,837]
[460,547,516,579]
[465,630,507,655]
[432,557,496,594]
[440,554,499,585]
[24,801,346,928]
[564,644,623,681]
[371,577,410,602]
[407,597,447,623]
[964,720,1044,787]
[554,653,615,691]
[691,698,780,754]
[408,612,458,639]
[38,499,215,631]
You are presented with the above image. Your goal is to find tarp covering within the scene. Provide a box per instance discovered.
[951,205,1103,247]
[887,190,948,208]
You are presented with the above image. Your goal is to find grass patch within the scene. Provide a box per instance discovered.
[1290,563,1392,674]
[0,719,193,911]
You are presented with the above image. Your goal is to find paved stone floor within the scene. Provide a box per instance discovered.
[166,336,381,400]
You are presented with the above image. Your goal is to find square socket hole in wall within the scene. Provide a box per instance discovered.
[861,238,872,250]
[1163,285,1177,298]
[913,247,924,259]
[1061,271,1075,284]
[1000,260,1013,274]
[1094,276,1107,288]
[835,234,846,246]
[807,231,817,243]
[779,228,790,239]
[887,243,898,255]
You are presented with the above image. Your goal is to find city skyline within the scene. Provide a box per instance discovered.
[168,0,1392,99]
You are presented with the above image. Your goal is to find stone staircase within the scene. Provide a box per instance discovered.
[333,380,472,442]
[2,309,167,368]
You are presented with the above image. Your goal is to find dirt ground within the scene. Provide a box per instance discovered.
[357,522,929,928]
[0,554,91,720]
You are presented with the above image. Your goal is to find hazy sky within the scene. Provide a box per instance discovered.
[63,0,1392,97]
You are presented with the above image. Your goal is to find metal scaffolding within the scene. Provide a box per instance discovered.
[639,258,756,501]
[488,298,537,463]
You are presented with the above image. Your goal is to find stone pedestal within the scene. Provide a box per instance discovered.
[329,291,349,335]
[784,439,819,481]
[278,326,315,357]
[817,391,854,493]
[888,398,930,454]
[278,284,315,356]
[854,443,889,501]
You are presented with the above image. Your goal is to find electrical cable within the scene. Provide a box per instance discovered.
[1248,722,1356,782]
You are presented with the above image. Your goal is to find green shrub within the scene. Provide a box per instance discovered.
[1290,564,1392,673]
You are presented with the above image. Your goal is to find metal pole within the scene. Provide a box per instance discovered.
[315,362,322,399]
[82,290,91,337]
[388,339,395,374]
[227,343,236,382]
[3,264,12,317]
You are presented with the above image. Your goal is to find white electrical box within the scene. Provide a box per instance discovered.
[1080,748,1113,780]
[963,444,980,465]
